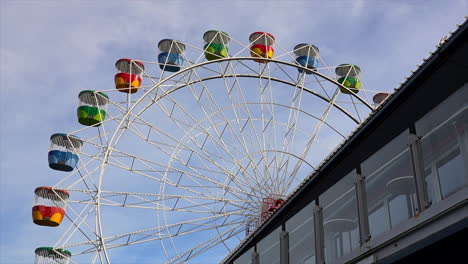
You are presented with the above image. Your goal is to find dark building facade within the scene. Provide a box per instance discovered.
[223,19,468,264]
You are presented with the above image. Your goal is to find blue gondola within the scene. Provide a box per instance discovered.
[158,39,186,72]
[48,133,83,172]
[294,43,319,74]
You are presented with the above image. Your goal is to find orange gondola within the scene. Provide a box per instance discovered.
[114,58,145,93]
[249,32,275,63]
[32,187,69,227]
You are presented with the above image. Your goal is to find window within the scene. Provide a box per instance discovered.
[368,204,389,237]
[362,130,417,238]
[389,195,412,227]
[416,83,468,203]
[437,150,466,198]
[286,202,315,264]
[234,247,253,264]
[320,171,359,263]
[257,227,280,264]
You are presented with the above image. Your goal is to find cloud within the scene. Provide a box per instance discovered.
[1,0,467,263]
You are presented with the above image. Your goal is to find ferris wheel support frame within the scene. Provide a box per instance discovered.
[90,56,373,262]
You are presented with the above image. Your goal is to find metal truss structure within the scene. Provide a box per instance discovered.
[45,34,380,263]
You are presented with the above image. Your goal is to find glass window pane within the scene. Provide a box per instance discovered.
[258,227,280,264]
[389,195,412,226]
[234,247,253,264]
[415,83,467,136]
[362,130,417,238]
[424,169,441,203]
[417,83,468,203]
[437,150,466,198]
[320,171,359,263]
[286,202,315,264]
[368,205,388,236]
[362,130,410,174]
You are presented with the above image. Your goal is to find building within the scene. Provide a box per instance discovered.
[223,19,468,264]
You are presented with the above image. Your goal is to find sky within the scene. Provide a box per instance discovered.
[1,0,467,263]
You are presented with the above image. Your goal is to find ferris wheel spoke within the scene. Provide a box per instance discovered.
[215,213,246,250]
[282,88,341,193]
[225,149,274,200]
[130,100,270,201]
[144,68,366,176]
[94,199,246,213]
[184,59,225,77]
[274,60,302,85]
[231,59,264,77]
[55,151,111,191]
[55,202,97,248]
[256,63,280,195]
[111,140,262,198]
[307,59,341,101]
[277,73,305,174]
[181,66,255,159]
[99,220,245,263]
[73,130,110,150]
[133,212,247,242]
[116,216,246,254]
[72,245,106,259]
[359,84,373,111]
[164,222,245,264]
[310,72,334,100]
[266,63,283,195]
[217,65,264,161]
[70,189,246,202]
[181,65,273,197]
[124,112,205,156]
[92,139,264,205]
[349,94,363,122]
[92,94,126,149]
[221,61,280,196]
[50,152,102,201]
[180,70,252,161]
[142,61,195,101]
[63,209,245,251]
[103,150,257,202]
[145,96,243,170]
[49,200,102,253]
[277,74,324,188]
[68,189,253,213]
[274,41,302,62]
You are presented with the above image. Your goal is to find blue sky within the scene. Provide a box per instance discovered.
[1,0,467,263]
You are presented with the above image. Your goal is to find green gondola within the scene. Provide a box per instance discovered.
[203,30,230,61]
[77,90,109,126]
[336,64,362,94]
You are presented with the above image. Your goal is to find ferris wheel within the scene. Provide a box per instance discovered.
[31,30,389,264]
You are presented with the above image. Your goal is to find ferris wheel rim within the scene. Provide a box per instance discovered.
[145,72,364,124]
[51,50,376,263]
[139,56,373,110]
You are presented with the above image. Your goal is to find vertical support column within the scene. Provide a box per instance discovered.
[409,133,430,212]
[280,226,289,264]
[355,168,371,244]
[252,247,259,264]
[453,120,468,181]
[314,204,325,264]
